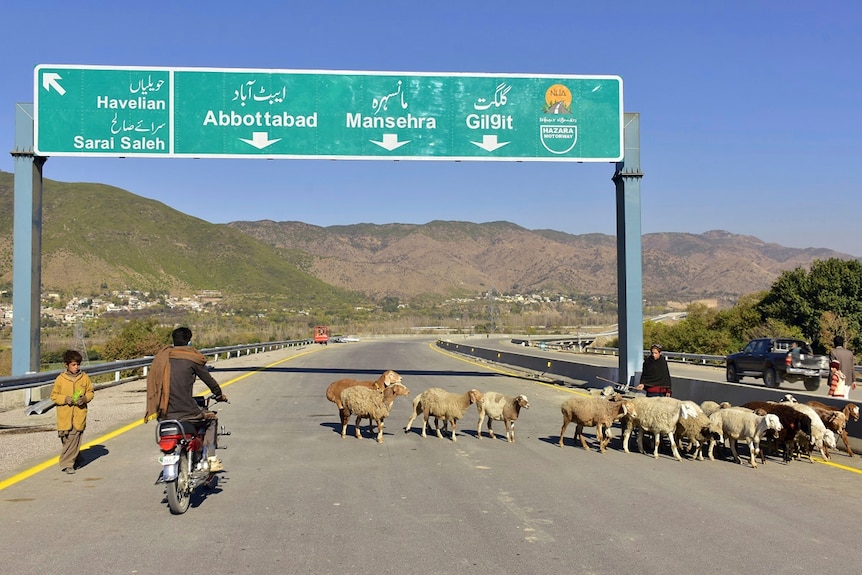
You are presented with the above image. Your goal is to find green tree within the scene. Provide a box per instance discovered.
[758,258,862,351]
[101,318,173,360]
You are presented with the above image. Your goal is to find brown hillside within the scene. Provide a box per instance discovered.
[228,220,857,304]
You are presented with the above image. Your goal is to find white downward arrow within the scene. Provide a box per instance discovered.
[371,133,410,151]
[43,72,66,96]
[239,131,282,150]
[471,134,510,152]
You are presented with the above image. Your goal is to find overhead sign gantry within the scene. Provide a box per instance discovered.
[34,65,623,162]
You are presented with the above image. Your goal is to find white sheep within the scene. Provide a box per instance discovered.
[707,408,782,468]
[674,400,712,461]
[558,394,635,453]
[340,383,410,443]
[700,400,732,416]
[621,397,697,461]
[403,388,483,442]
[781,399,835,459]
[476,392,530,442]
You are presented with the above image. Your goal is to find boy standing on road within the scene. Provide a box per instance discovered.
[50,350,95,474]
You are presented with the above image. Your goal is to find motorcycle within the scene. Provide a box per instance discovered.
[155,394,229,514]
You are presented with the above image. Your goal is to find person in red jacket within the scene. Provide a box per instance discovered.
[50,350,95,474]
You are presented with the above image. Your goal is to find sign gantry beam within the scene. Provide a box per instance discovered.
[35,65,623,162]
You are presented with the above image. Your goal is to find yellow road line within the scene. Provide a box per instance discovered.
[0,346,325,492]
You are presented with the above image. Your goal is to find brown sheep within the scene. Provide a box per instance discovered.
[558,394,635,453]
[325,370,402,428]
[805,400,858,456]
[404,388,483,442]
[340,383,410,443]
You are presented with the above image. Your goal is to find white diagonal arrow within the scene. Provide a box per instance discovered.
[239,131,282,150]
[371,133,410,151]
[470,134,510,152]
[42,72,66,96]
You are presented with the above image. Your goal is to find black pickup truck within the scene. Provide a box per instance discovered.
[725,337,828,391]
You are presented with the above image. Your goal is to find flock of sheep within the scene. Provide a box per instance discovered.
[324,369,859,467]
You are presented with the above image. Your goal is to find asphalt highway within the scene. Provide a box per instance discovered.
[1,337,860,575]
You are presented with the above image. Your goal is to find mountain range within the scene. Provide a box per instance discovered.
[0,170,853,307]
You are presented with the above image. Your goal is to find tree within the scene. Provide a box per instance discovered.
[758,258,862,351]
[101,318,173,361]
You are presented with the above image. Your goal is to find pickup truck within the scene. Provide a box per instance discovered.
[725,337,829,391]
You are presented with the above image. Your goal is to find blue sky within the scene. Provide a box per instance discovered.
[2,1,860,256]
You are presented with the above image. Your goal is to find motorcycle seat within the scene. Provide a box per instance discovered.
[158,420,199,438]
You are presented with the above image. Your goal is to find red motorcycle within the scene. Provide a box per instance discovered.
[155,394,229,514]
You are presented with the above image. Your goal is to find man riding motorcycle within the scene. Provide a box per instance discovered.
[145,327,227,472]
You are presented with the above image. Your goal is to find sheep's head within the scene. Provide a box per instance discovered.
[781,394,798,403]
[390,383,410,397]
[468,389,483,404]
[825,411,847,429]
[847,404,860,422]
[764,413,783,432]
[516,395,530,409]
[381,370,403,387]
[619,400,636,419]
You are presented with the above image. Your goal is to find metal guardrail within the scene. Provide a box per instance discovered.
[583,346,725,365]
[576,344,862,373]
[0,338,312,394]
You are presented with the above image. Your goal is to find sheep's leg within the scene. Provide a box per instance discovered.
[340,408,351,439]
[597,424,608,453]
[558,417,571,447]
[505,420,514,443]
[353,415,362,439]
[477,411,485,440]
[622,421,633,454]
[637,427,647,455]
[375,417,384,443]
[745,439,757,468]
[842,429,854,456]
[487,419,495,440]
[575,424,589,451]
[708,438,716,460]
[404,408,418,433]
[694,439,704,461]
[420,410,429,438]
[450,419,458,442]
[667,431,682,461]
[752,439,763,467]
[434,415,444,439]
[729,439,742,464]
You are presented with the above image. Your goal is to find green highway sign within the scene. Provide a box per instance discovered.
[35,65,623,162]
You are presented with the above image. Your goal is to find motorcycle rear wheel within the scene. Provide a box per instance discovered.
[166,451,191,514]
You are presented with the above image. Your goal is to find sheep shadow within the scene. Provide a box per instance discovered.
[320,420,399,440]
[542,434,626,452]
[403,423,480,441]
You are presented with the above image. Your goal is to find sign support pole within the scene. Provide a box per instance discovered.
[613,112,644,388]
[11,103,46,402]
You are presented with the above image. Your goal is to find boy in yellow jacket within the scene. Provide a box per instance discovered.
[50,350,95,474]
